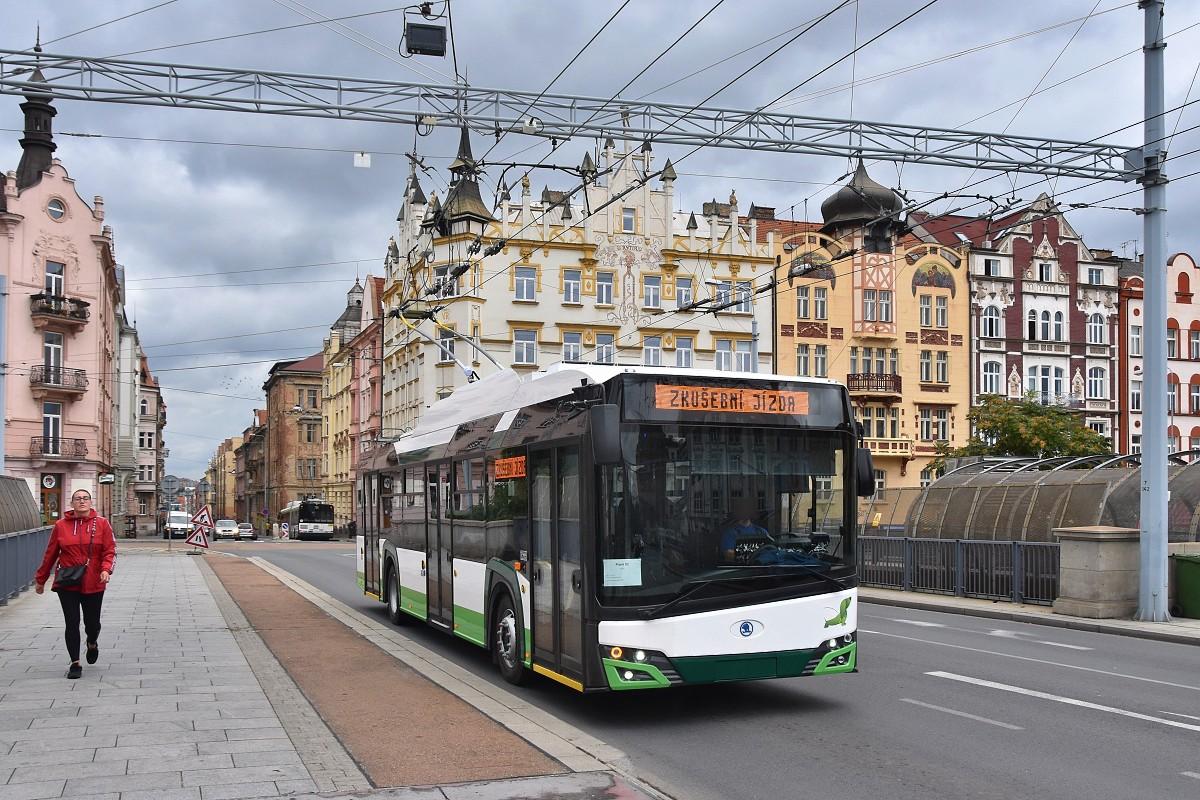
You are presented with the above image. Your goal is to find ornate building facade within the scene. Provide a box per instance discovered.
[380,131,775,435]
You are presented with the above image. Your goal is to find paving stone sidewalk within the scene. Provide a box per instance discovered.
[0,552,345,800]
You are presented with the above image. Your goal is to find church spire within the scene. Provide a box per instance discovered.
[15,43,56,191]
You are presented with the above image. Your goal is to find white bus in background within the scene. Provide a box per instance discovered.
[279,499,335,541]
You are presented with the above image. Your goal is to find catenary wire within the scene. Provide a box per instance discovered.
[41,0,182,47]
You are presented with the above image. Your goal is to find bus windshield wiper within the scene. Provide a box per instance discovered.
[761,562,850,593]
[639,574,772,620]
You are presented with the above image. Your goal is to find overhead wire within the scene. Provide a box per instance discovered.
[41,0,182,47]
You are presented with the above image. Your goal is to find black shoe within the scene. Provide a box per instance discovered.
[67,663,82,679]
[85,642,99,665]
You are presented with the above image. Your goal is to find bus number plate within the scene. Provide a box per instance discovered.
[654,385,809,415]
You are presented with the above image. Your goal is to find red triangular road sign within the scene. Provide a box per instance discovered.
[184,527,210,549]
[191,505,214,530]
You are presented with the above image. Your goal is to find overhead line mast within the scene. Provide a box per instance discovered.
[0,48,1137,181]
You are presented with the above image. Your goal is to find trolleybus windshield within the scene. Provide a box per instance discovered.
[598,424,852,607]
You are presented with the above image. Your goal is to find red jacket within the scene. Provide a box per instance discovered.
[35,509,116,594]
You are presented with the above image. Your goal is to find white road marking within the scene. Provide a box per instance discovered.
[988,629,1025,639]
[888,618,946,627]
[927,671,1200,733]
[899,698,1023,730]
[988,629,1092,650]
[1182,771,1200,780]
[1162,711,1200,721]
[859,629,1200,692]
[1031,640,1093,651]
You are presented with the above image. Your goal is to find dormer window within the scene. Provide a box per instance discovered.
[1038,262,1053,282]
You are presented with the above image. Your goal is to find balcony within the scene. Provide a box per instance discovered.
[847,373,902,398]
[29,366,88,400]
[29,294,90,332]
[864,437,913,458]
[29,436,88,460]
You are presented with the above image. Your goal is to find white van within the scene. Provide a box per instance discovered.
[165,511,191,539]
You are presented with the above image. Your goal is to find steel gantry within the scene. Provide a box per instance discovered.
[0,48,1139,181]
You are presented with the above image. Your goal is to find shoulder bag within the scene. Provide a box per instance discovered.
[55,521,95,588]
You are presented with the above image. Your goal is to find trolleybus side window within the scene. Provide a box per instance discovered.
[486,450,528,564]
[398,469,426,551]
[452,458,486,561]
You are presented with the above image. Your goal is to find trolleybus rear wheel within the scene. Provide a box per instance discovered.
[492,594,526,685]
[386,565,403,624]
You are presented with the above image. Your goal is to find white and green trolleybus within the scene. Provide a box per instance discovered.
[356,365,874,691]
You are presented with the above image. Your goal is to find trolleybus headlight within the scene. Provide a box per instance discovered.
[634,650,647,662]
[623,670,635,680]
[828,639,838,648]
[843,634,854,644]
[609,645,624,660]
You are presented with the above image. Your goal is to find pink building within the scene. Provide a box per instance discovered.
[1,74,122,521]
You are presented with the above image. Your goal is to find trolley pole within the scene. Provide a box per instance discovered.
[1137,0,1171,621]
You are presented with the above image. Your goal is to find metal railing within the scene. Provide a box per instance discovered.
[847,373,902,393]
[1,527,52,605]
[857,536,1059,605]
[29,436,89,458]
[29,365,89,391]
[28,294,91,322]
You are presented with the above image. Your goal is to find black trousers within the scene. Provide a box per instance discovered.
[57,590,104,662]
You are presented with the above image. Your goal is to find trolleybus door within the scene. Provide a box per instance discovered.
[529,445,583,681]
[361,475,380,596]
[426,463,453,627]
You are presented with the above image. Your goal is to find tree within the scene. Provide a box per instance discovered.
[931,394,1111,470]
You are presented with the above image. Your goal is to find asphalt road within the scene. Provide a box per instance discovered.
[222,541,1200,800]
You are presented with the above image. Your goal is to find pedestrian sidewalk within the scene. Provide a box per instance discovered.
[0,550,667,800]
[860,587,1200,646]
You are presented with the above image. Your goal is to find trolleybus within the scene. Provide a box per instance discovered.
[356,365,873,691]
[280,499,335,540]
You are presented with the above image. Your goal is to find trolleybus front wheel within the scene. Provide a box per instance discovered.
[492,594,526,685]
[386,565,404,625]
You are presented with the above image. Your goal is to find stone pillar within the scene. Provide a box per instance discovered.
[1052,526,1141,618]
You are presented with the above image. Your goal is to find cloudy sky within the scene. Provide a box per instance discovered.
[3,0,1198,480]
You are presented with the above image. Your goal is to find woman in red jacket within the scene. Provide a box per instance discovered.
[34,489,116,679]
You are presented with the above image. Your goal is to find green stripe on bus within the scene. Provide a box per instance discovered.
[602,659,671,690]
[400,586,427,619]
[671,648,817,683]
[453,606,486,647]
[811,642,856,675]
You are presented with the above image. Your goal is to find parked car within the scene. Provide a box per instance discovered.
[237,522,256,541]
[214,520,239,540]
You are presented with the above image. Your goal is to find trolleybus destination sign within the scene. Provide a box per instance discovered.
[654,385,809,415]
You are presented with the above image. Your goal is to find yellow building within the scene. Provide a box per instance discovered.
[322,281,363,529]
[763,163,971,490]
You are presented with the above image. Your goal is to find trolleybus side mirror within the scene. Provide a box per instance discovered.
[855,448,876,498]
[590,404,621,465]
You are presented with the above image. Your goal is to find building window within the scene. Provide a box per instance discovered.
[934,409,949,441]
[981,306,1001,338]
[437,328,455,363]
[983,258,1000,277]
[1168,381,1179,413]
[936,351,948,383]
[595,333,615,364]
[849,347,858,374]
[47,198,66,220]
[1038,262,1053,282]
[714,281,731,306]
[563,332,582,362]
[735,340,753,372]
[1191,383,1200,414]
[676,277,693,308]
[137,465,155,482]
[935,296,947,328]
[1191,330,1200,360]
[1130,325,1142,356]
[297,458,319,480]
[814,345,828,378]
[1040,310,1051,342]
[878,290,893,323]
[733,282,752,314]
[515,267,537,301]
[1027,309,1038,341]
[982,361,1002,395]
[919,350,932,382]
[513,329,537,364]
[715,339,732,371]
[432,264,459,298]
[138,498,148,515]
[138,431,154,449]
[139,397,149,416]
[596,272,614,305]
[301,422,320,443]
[563,270,581,303]
[1131,380,1142,411]
[1168,327,1179,359]
[1131,434,1142,454]
[1088,267,1103,285]
[1053,311,1064,341]
[796,344,810,377]
[863,289,877,321]
[675,337,693,368]
[919,295,931,327]
[1087,313,1105,345]
[643,276,661,308]
[45,261,64,296]
[873,469,886,498]
[814,287,827,320]
[622,207,636,233]
[643,336,662,366]
[797,287,810,319]
[1087,367,1107,399]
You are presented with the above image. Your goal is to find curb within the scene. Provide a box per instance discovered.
[861,591,1200,647]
